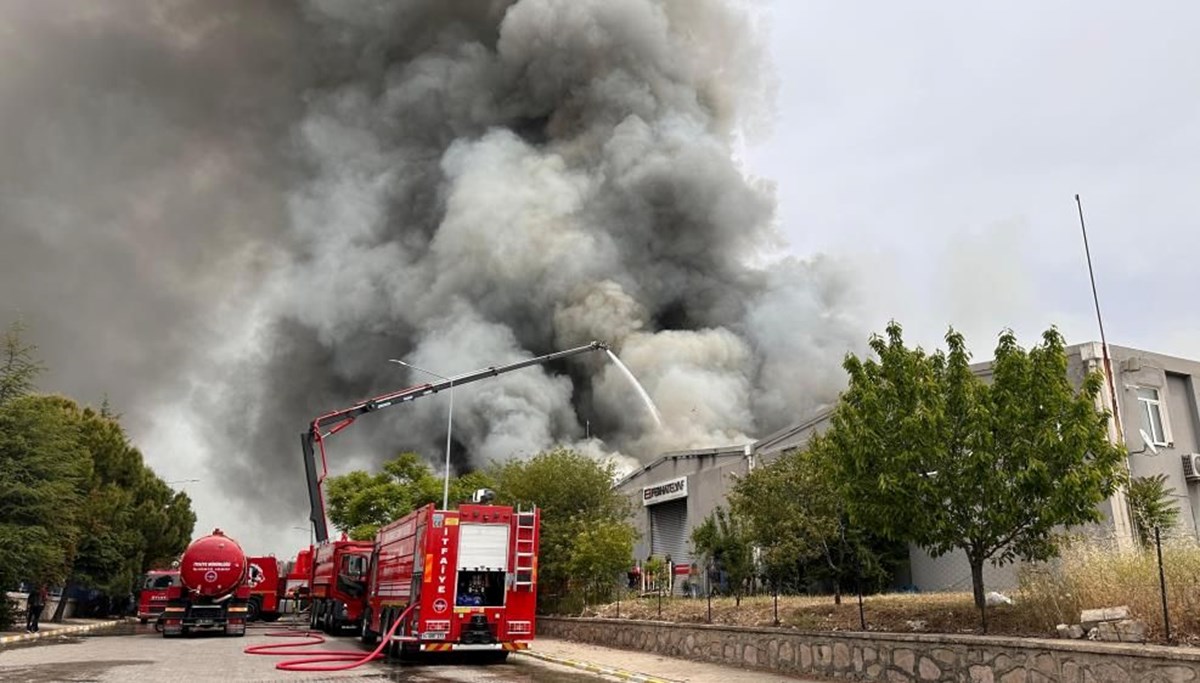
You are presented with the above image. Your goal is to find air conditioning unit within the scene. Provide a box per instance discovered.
[1182,454,1200,483]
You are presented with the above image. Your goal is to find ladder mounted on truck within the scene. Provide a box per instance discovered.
[301,341,609,543]
[513,506,538,590]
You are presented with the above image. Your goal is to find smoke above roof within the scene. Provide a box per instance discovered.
[0,0,863,530]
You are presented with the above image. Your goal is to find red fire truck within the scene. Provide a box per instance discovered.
[297,344,599,654]
[137,569,180,624]
[160,529,251,637]
[246,555,284,622]
[309,538,373,633]
[281,546,313,614]
[357,501,540,661]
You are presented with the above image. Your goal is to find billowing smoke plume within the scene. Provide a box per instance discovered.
[0,0,863,538]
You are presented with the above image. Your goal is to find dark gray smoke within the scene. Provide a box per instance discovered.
[0,0,863,543]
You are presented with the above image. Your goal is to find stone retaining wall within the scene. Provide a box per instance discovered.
[539,617,1200,682]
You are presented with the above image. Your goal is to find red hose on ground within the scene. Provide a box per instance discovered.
[243,605,415,672]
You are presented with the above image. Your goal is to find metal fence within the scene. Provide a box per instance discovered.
[553,529,1200,645]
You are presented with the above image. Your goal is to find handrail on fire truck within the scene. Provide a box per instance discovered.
[301,341,609,543]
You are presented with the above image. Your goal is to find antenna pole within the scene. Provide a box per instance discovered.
[1075,193,1122,441]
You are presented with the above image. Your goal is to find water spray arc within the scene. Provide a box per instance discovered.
[606,349,664,428]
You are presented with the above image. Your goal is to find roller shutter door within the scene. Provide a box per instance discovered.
[649,498,689,565]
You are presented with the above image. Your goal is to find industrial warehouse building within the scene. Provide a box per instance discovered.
[617,341,1200,594]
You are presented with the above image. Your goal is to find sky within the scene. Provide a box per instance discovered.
[3,1,1198,560]
[742,1,1200,359]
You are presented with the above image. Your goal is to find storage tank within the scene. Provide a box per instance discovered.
[178,529,247,598]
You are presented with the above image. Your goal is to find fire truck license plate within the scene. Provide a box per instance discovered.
[420,632,446,640]
[197,619,214,626]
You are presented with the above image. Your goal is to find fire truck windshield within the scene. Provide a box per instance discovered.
[142,574,178,590]
[340,554,368,578]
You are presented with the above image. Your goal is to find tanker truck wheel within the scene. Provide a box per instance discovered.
[246,597,261,623]
[360,609,377,645]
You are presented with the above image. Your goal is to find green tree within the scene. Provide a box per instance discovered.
[134,476,196,571]
[67,408,195,602]
[1128,474,1180,547]
[730,439,903,603]
[325,452,498,540]
[0,395,91,594]
[0,320,45,405]
[489,447,635,611]
[731,448,835,596]
[567,519,638,607]
[828,323,1125,621]
[690,507,754,605]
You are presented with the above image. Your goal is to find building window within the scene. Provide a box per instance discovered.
[1136,387,1169,446]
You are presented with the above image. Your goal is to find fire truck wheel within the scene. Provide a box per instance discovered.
[308,603,319,630]
[246,597,261,623]
[397,642,420,664]
[360,610,377,645]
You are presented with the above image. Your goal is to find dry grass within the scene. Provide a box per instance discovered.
[578,538,1200,645]
[1018,535,1200,645]
[584,591,1032,638]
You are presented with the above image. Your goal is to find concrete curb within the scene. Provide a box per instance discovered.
[0,619,124,646]
[519,648,682,683]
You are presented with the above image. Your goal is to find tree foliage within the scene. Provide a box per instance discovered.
[690,506,755,605]
[66,407,195,596]
[566,518,638,606]
[325,452,496,540]
[490,447,635,611]
[0,395,91,591]
[0,323,194,628]
[1128,474,1180,547]
[0,319,45,405]
[827,322,1125,615]
[730,439,903,603]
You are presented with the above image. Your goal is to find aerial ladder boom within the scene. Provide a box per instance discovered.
[302,340,608,542]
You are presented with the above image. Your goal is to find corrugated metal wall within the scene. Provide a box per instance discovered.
[649,498,689,565]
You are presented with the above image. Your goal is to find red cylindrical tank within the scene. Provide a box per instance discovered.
[179,529,247,598]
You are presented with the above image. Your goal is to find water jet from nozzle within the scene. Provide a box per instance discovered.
[605,349,664,429]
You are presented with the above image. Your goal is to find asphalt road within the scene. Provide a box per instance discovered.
[0,622,620,683]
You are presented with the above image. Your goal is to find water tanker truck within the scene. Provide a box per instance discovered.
[159,529,251,637]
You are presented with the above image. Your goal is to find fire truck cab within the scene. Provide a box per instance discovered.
[137,569,180,624]
[310,538,373,633]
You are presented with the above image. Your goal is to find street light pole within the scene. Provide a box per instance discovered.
[293,525,314,547]
[443,379,454,510]
[389,359,455,510]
